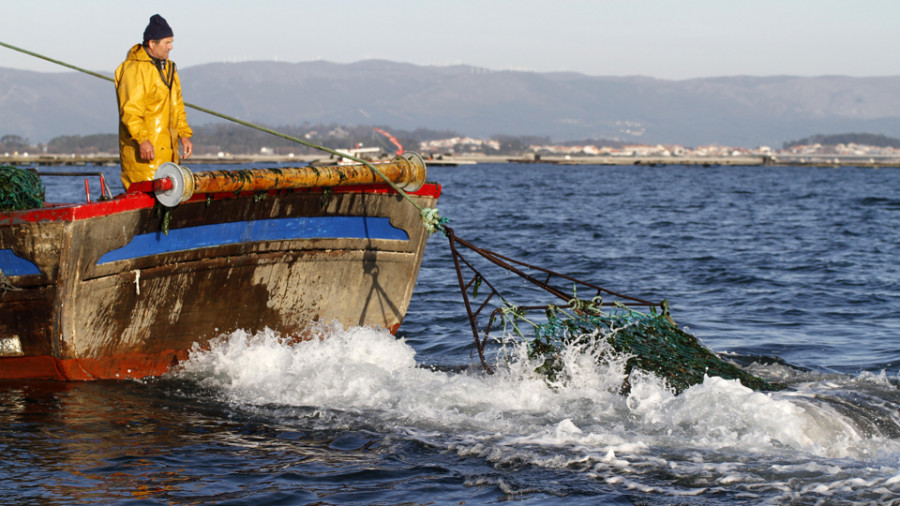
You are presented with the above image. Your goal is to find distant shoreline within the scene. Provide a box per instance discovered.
[3,153,900,168]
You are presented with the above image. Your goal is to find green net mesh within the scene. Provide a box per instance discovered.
[507,300,784,395]
[0,165,44,211]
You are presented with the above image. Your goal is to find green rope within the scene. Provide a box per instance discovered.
[0,165,45,211]
[0,41,446,234]
[420,207,449,234]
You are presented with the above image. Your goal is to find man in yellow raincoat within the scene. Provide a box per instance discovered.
[115,14,193,190]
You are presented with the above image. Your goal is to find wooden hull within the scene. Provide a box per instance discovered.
[0,182,439,380]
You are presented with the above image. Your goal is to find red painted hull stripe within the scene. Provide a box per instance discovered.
[0,182,441,225]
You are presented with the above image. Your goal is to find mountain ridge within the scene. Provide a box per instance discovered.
[1,60,898,146]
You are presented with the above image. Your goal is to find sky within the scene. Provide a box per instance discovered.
[2,0,899,80]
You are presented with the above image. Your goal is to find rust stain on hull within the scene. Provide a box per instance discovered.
[0,349,186,380]
[1,184,439,380]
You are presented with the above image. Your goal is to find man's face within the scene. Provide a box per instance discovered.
[147,37,174,60]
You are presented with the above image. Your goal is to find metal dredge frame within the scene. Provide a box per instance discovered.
[444,226,662,373]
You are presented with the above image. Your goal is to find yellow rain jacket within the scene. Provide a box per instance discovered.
[115,44,192,189]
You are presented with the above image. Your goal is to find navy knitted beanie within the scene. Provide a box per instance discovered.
[143,14,173,43]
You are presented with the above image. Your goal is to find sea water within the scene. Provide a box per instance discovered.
[1,163,898,504]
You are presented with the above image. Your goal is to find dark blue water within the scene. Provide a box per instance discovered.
[2,163,899,504]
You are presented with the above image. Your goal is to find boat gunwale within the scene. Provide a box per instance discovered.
[0,181,442,225]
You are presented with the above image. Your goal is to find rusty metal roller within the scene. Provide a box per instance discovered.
[152,152,427,207]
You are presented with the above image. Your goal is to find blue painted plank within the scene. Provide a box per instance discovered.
[0,249,41,276]
[98,216,408,265]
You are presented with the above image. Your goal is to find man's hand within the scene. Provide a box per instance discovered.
[181,137,193,159]
[139,140,155,161]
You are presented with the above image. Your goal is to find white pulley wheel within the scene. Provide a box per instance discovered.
[153,162,194,207]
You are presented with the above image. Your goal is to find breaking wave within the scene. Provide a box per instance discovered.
[170,324,900,502]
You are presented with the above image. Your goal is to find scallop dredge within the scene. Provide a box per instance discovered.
[444,228,785,394]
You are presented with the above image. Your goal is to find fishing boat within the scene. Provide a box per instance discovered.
[0,154,439,380]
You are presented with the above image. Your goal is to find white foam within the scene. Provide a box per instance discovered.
[172,324,900,500]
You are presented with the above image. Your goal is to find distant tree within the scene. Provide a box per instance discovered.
[46,134,117,154]
[783,133,900,149]
[0,134,30,152]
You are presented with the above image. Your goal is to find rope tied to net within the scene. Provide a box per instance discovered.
[568,290,604,314]
[420,207,449,235]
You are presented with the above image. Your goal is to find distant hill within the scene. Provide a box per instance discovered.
[1,60,899,147]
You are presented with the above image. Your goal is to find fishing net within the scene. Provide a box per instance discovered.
[506,300,784,394]
[0,165,44,211]
[445,227,784,395]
